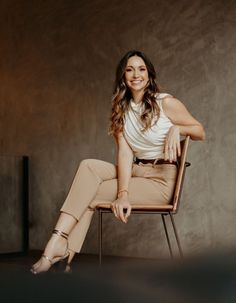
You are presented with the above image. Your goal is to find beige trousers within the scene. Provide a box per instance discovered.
[60,159,177,253]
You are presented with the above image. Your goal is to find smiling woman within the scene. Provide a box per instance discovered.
[125,58,149,96]
[30,50,205,274]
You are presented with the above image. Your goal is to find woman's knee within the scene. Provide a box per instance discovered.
[80,158,117,173]
[80,158,99,168]
[79,158,117,182]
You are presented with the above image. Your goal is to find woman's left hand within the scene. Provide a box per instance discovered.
[164,125,181,162]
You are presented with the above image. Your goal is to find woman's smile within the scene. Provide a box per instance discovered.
[131,80,143,84]
[124,56,149,100]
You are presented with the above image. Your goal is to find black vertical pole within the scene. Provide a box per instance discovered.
[22,156,29,254]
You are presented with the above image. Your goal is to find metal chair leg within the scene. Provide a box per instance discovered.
[161,214,173,259]
[98,209,103,265]
[169,212,183,258]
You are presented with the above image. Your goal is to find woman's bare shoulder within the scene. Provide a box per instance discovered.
[155,92,174,99]
[162,95,183,110]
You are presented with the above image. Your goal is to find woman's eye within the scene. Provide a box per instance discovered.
[125,68,146,72]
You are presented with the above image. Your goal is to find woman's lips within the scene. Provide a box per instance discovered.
[131,80,142,84]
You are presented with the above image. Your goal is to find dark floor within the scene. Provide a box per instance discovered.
[0,251,235,303]
[0,250,114,271]
[0,249,171,272]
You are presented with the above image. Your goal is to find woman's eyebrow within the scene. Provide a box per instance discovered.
[126,65,146,68]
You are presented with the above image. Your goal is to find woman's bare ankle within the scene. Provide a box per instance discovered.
[43,233,68,258]
[67,249,76,264]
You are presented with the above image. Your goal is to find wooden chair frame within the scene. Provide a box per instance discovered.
[96,136,191,264]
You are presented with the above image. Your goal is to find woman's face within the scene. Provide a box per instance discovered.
[124,55,149,94]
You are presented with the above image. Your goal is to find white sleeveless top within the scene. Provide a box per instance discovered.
[123,93,173,160]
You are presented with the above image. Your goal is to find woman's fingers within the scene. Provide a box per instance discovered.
[112,201,131,223]
[168,145,172,162]
[172,144,177,161]
[112,202,120,220]
[118,204,126,223]
[125,205,132,221]
[164,125,181,161]
[115,204,122,221]
[114,203,124,222]
[164,140,169,160]
[177,140,181,157]
[111,203,118,218]
[167,141,180,162]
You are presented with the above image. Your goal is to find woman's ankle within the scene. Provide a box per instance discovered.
[43,234,68,257]
[68,249,76,263]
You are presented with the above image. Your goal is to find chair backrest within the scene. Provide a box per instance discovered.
[172,135,190,213]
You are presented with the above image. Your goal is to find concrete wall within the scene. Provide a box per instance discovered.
[0,0,235,257]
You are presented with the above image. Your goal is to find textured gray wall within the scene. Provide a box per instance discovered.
[0,0,235,258]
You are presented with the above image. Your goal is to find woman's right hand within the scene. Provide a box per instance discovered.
[111,196,132,223]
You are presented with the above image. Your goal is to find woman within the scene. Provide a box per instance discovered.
[31,50,205,274]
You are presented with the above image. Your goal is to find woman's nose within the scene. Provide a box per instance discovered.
[133,70,140,77]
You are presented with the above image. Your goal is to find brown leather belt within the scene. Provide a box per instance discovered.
[135,158,178,166]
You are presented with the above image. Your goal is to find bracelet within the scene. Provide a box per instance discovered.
[118,189,129,195]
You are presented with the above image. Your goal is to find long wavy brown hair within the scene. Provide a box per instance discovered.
[108,50,162,138]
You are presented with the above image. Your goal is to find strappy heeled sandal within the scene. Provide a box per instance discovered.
[30,229,70,275]
[64,263,72,273]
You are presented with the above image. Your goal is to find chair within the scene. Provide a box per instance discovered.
[96,136,191,264]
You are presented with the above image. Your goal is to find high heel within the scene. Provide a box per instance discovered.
[30,229,70,275]
[64,263,72,273]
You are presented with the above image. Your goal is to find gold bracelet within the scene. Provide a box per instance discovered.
[118,189,129,195]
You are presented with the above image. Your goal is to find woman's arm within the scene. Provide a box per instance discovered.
[162,96,206,161]
[162,96,206,140]
[115,131,134,197]
[112,131,133,223]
